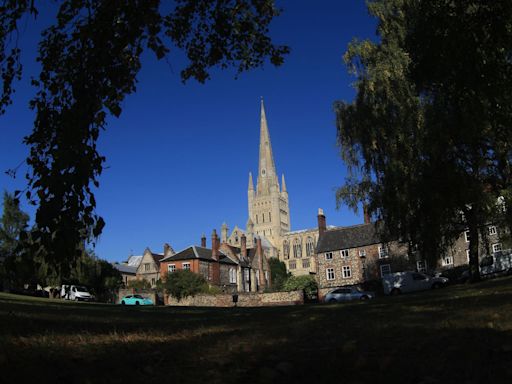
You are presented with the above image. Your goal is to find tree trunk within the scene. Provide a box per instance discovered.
[467,207,481,282]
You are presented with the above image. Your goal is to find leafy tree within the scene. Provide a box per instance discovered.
[127,279,152,291]
[1,1,289,280]
[282,275,318,298]
[335,0,512,281]
[0,191,29,261]
[268,257,290,291]
[163,269,208,301]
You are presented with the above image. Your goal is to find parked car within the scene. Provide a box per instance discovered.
[460,250,512,282]
[324,286,375,303]
[60,285,94,302]
[382,271,449,295]
[120,294,153,306]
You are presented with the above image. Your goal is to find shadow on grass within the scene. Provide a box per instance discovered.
[1,277,512,383]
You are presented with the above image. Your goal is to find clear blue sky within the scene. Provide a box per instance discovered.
[0,1,377,261]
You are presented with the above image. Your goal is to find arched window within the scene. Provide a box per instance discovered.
[293,238,302,258]
[262,213,265,223]
[283,240,290,259]
[306,236,315,256]
[269,212,271,222]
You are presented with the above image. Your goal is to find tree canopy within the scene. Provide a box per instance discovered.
[0,1,289,280]
[0,191,29,262]
[335,0,512,279]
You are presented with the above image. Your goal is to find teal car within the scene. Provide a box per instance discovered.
[120,294,153,306]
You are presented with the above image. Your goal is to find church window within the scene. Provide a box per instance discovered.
[293,238,302,258]
[306,237,315,256]
[256,214,258,224]
[289,260,296,269]
[262,213,265,223]
[269,212,271,222]
[283,241,290,259]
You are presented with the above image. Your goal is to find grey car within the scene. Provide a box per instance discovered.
[324,286,375,303]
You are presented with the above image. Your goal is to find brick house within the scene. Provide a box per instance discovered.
[160,230,271,293]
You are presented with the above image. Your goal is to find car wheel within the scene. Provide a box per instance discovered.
[75,297,79,301]
[135,301,140,305]
[432,282,442,289]
[507,268,512,276]
[360,295,369,301]
[121,300,125,305]
[328,298,337,304]
[390,288,401,296]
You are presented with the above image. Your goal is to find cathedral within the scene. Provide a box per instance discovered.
[222,99,320,276]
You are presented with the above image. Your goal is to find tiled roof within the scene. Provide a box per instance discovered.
[316,223,381,253]
[160,246,238,265]
[126,255,143,267]
[151,252,165,264]
[113,263,137,274]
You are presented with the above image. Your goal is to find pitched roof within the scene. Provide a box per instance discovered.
[160,246,238,265]
[316,223,381,253]
[151,252,165,264]
[113,263,137,274]
[126,255,143,267]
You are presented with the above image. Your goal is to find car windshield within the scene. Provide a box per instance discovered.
[355,286,364,292]
[75,286,89,292]
[134,295,144,299]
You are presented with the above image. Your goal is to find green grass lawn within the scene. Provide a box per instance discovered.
[1,277,512,384]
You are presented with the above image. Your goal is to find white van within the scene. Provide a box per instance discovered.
[382,271,449,295]
[60,285,94,301]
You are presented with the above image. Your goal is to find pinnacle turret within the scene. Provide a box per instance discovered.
[248,172,254,191]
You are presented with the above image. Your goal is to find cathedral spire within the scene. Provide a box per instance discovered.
[257,98,278,194]
[281,174,287,193]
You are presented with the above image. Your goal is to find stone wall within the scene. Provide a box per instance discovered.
[165,290,304,307]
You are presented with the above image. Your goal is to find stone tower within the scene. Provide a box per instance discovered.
[247,99,290,246]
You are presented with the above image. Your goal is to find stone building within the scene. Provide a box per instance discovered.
[315,210,409,295]
[115,243,175,288]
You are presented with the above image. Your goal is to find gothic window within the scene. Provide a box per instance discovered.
[256,214,258,224]
[293,238,302,258]
[306,236,315,256]
[262,213,265,223]
[283,240,290,259]
[269,212,271,222]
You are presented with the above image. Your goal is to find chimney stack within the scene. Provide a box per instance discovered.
[163,243,171,257]
[241,233,247,259]
[201,233,206,248]
[318,208,327,236]
[256,236,265,292]
[363,205,371,224]
[211,229,219,261]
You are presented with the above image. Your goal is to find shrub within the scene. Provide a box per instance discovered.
[163,270,208,301]
[268,257,290,291]
[283,275,318,299]
[127,279,151,290]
